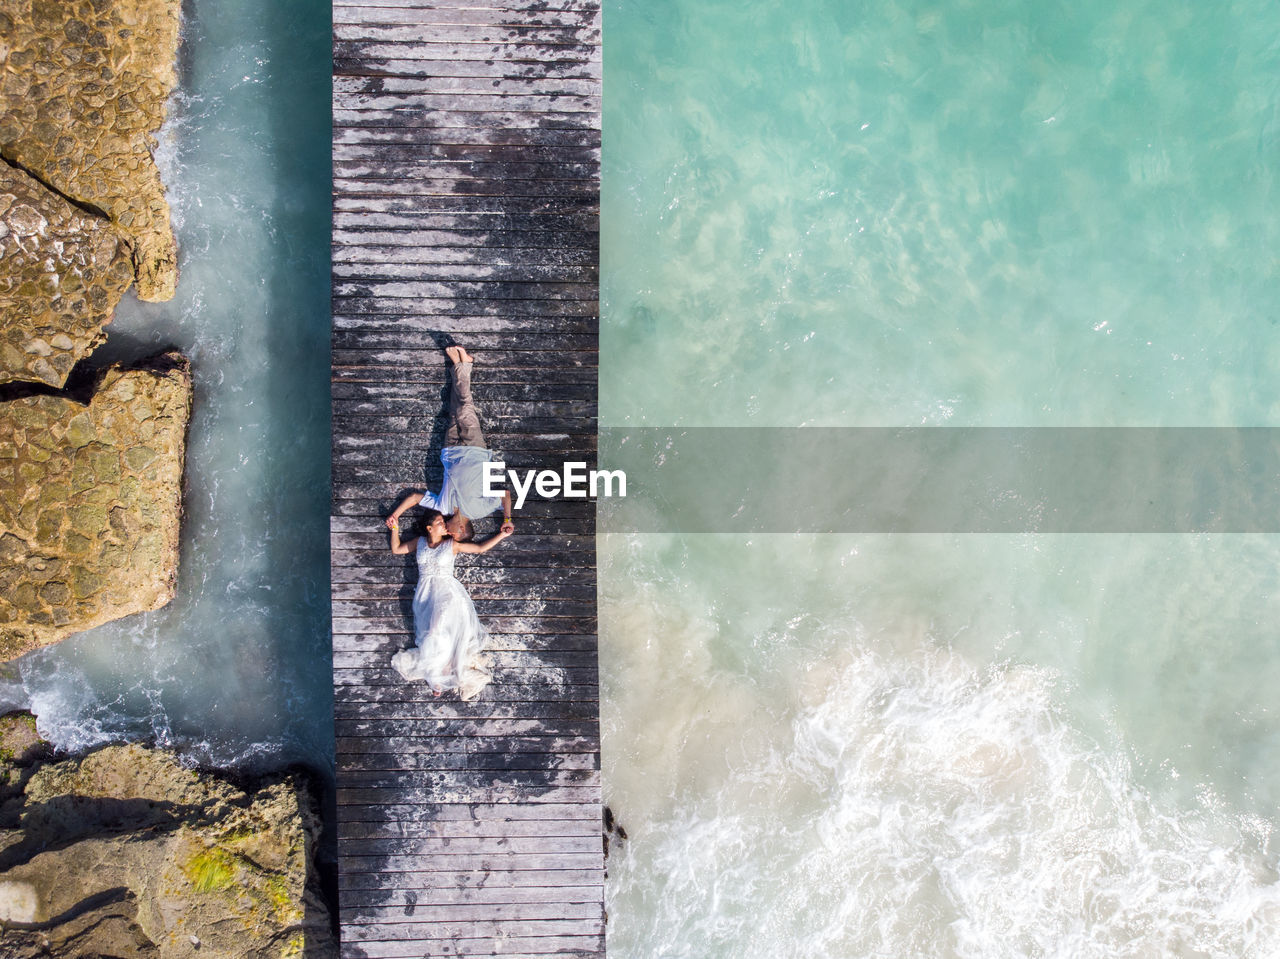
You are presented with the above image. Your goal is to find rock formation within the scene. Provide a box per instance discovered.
[0,352,191,660]
[0,159,135,387]
[0,731,336,958]
[0,0,182,301]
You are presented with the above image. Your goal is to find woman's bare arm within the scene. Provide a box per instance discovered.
[390,525,419,556]
[454,527,513,555]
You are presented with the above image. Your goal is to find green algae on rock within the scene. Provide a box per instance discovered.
[0,741,336,958]
[0,0,181,301]
[0,352,191,660]
[0,159,135,387]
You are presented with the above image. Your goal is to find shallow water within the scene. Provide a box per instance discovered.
[0,0,333,776]
[602,0,1280,955]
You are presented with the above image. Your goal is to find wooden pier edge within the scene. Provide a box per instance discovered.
[330,1,603,955]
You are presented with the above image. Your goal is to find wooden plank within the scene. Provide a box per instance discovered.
[338,815,599,837]
[333,8,599,29]
[334,76,601,97]
[338,801,600,822]
[337,751,598,772]
[334,0,599,10]
[337,785,601,806]
[332,24,600,46]
[343,902,602,924]
[333,701,598,722]
[343,918,604,941]
[338,849,603,872]
[338,869,603,891]
[332,90,599,112]
[334,716,596,737]
[341,937,603,959]
[332,194,599,215]
[334,57,600,82]
[333,126,599,148]
[332,244,598,265]
[341,880,602,900]
[333,41,600,66]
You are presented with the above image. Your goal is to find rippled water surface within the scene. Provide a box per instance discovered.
[0,0,332,775]
[602,0,1280,955]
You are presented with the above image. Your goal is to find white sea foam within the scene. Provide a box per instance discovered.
[602,538,1280,958]
[606,625,1280,957]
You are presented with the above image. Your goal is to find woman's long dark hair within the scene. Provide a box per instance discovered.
[417,507,447,539]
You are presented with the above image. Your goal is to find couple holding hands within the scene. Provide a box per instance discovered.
[383,346,515,700]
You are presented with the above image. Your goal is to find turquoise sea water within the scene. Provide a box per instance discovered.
[603,0,1280,955]
[0,0,333,775]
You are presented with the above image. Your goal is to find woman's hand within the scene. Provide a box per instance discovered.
[454,524,513,554]
[385,514,399,530]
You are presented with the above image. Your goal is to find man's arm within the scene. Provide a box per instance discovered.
[384,492,424,530]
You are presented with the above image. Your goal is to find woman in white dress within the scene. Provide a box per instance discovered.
[388,508,512,699]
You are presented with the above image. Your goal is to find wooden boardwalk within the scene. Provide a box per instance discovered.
[330,1,603,955]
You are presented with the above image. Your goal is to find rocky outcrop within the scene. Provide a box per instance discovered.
[0,352,191,660]
[0,735,335,958]
[0,0,182,301]
[0,159,135,387]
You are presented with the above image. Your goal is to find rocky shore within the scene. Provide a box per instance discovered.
[0,1,337,953]
[1,0,191,647]
[0,715,335,957]
[0,0,182,305]
[0,352,191,659]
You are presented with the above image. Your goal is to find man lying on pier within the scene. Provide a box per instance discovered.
[385,346,514,541]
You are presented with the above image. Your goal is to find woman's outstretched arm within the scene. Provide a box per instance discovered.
[389,524,419,556]
[454,526,513,555]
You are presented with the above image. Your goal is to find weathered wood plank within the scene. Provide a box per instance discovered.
[343,917,604,942]
[333,667,598,691]
[333,700,599,722]
[340,934,603,959]
[331,263,598,286]
[339,847,603,872]
[337,750,598,772]
[333,234,597,255]
[337,785,600,806]
[333,41,600,66]
[343,901,602,926]
[341,833,602,858]
[334,0,598,9]
[331,279,598,300]
[332,23,600,46]
[334,7,599,29]
[334,76,601,98]
[333,89,599,112]
[338,817,600,840]
[334,57,600,82]
[333,194,599,216]
[339,799,600,821]
[334,716,597,741]
[333,124,599,147]
[338,869,602,892]
[332,245,598,267]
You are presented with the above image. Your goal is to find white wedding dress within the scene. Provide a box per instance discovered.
[391,537,491,700]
